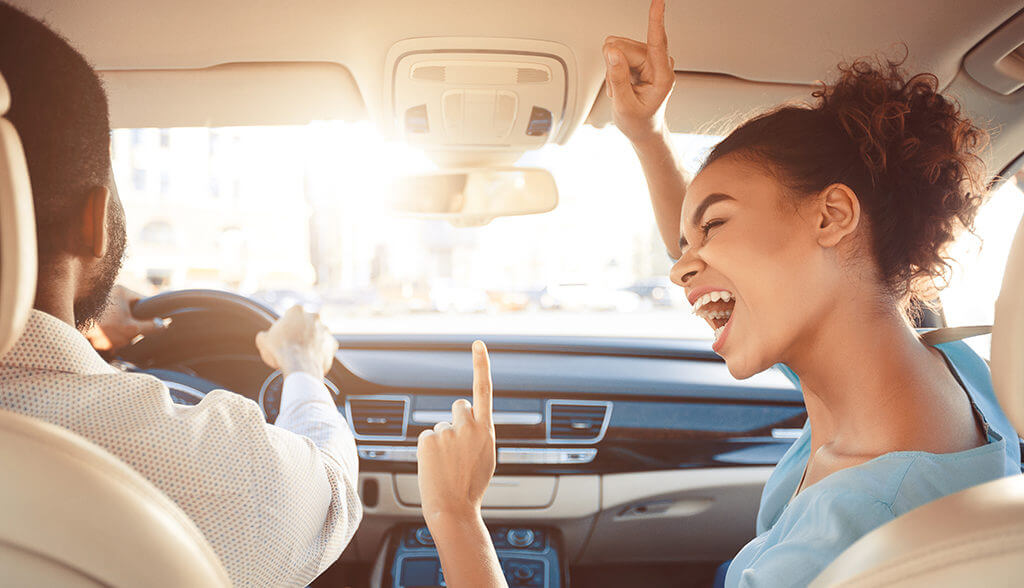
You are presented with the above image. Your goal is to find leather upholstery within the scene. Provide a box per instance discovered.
[809,474,1024,586]
[993,213,1024,433]
[0,409,232,586]
[0,72,37,357]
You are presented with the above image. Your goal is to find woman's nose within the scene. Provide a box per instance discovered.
[669,252,703,287]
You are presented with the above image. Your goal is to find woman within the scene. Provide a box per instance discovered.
[415,1,1021,586]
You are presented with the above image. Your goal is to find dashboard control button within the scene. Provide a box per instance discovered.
[506,528,535,548]
[415,526,435,546]
[512,564,534,580]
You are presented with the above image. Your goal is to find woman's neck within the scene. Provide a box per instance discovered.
[783,296,951,458]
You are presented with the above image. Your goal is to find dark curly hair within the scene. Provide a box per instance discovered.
[703,56,988,311]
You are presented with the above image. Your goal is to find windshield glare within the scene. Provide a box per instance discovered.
[110,123,1023,343]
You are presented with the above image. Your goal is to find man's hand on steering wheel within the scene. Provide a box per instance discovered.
[255,305,338,378]
[86,284,167,353]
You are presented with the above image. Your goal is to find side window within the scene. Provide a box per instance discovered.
[941,169,1024,359]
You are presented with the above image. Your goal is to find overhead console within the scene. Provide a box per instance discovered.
[384,37,579,158]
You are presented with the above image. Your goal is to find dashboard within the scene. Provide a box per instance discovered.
[134,331,806,576]
[150,334,804,475]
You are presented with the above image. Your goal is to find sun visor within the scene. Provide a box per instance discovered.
[101,62,366,129]
[587,72,813,136]
[384,38,578,152]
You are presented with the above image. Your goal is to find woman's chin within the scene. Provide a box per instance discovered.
[721,349,764,380]
[724,359,753,380]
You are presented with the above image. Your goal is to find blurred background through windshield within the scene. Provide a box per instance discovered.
[111,122,1023,348]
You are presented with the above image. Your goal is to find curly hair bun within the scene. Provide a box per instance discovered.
[705,56,989,307]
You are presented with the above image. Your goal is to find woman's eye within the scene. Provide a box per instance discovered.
[701,219,725,237]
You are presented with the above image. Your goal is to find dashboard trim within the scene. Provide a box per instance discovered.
[358,445,419,462]
[413,409,543,426]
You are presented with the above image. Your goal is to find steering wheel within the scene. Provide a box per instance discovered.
[119,289,344,422]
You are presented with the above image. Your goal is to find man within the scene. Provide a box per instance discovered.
[0,4,361,586]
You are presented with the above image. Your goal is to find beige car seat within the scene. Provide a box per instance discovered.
[810,212,1024,586]
[0,72,231,586]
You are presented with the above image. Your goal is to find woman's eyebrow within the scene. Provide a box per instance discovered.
[690,193,735,228]
[679,192,736,249]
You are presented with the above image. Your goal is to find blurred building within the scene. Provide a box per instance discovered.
[111,128,315,293]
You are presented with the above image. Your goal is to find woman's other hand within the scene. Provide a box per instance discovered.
[416,341,505,587]
[417,340,496,521]
[603,0,675,144]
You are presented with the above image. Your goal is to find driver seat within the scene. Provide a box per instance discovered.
[810,209,1024,585]
[0,73,231,586]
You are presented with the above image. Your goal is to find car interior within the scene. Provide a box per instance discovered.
[2,1,1024,586]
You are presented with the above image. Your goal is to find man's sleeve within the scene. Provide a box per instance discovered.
[275,372,359,474]
[269,372,362,574]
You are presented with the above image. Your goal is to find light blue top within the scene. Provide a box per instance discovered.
[724,340,1021,588]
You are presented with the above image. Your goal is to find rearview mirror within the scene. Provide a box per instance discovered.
[388,168,558,227]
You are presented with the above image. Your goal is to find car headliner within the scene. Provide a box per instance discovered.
[11,0,1024,177]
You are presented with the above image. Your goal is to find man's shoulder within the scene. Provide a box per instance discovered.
[1,367,264,432]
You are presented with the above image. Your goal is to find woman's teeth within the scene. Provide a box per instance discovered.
[692,290,732,312]
[691,290,736,341]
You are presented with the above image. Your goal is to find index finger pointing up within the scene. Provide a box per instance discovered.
[471,340,493,427]
[646,0,672,86]
[647,0,668,49]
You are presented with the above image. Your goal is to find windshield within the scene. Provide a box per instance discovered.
[111,123,720,338]
[110,124,1023,342]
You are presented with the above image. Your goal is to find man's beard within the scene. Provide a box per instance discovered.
[74,197,127,330]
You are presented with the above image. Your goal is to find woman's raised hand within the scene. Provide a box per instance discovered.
[416,340,497,521]
[603,0,675,143]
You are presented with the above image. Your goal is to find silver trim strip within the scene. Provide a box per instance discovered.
[498,447,597,464]
[545,399,613,444]
[345,395,411,441]
[413,410,542,426]
[771,428,804,440]
[357,445,419,462]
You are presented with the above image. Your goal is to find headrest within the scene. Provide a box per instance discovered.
[992,211,1024,432]
[0,71,38,357]
[0,73,10,114]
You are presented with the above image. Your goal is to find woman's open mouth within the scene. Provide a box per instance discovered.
[691,290,737,352]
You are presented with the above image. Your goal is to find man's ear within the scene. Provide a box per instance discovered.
[79,186,111,259]
[815,183,860,248]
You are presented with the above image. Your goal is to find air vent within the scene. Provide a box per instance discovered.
[546,401,612,444]
[346,396,409,440]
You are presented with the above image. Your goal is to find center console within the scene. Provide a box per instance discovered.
[382,524,564,588]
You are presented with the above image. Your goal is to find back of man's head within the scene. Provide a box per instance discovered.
[0,2,112,266]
